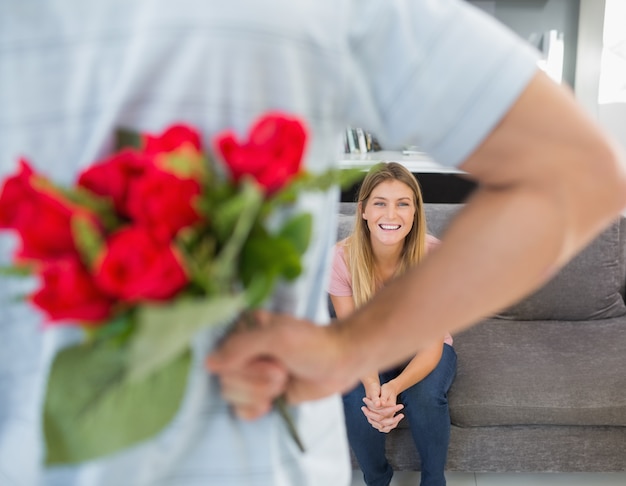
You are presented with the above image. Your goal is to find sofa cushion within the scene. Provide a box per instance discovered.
[423,203,626,321]
[339,203,626,320]
[449,317,626,428]
[496,219,626,321]
[423,203,462,238]
[336,213,354,242]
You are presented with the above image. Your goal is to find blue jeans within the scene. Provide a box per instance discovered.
[342,344,457,486]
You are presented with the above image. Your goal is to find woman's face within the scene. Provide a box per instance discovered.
[362,179,416,248]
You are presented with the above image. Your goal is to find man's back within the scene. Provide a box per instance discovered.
[1,3,354,484]
[0,1,540,484]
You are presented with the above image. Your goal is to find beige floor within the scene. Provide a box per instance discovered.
[350,470,626,486]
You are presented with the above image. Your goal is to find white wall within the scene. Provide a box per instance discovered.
[576,0,626,149]
[574,0,604,118]
[598,0,626,148]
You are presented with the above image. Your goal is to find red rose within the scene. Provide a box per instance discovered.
[214,113,307,193]
[95,226,188,302]
[0,159,92,261]
[0,158,35,228]
[31,257,114,324]
[143,124,202,155]
[126,167,202,242]
[77,149,152,217]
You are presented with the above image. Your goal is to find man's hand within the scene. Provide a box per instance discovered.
[207,310,360,417]
[217,357,288,420]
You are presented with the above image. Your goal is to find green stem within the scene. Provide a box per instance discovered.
[274,395,305,453]
[242,312,305,453]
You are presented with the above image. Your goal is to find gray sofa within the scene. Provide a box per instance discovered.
[334,202,626,473]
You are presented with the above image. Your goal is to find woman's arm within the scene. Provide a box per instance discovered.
[333,293,405,433]
[382,338,444,399]
[361,338,445,434]
[329,294,355,320]
[331,294,380,400]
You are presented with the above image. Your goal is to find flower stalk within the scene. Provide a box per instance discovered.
[241,311,305,453]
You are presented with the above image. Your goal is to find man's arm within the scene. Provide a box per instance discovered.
[336,71,626,377]
[208,70,626,410]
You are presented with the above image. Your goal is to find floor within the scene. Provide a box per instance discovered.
[349,470,626,486]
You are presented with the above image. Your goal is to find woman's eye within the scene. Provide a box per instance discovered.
[374,202,385,206]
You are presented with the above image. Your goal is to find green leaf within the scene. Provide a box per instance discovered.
[336,167,368,189]
[278,213,312,255]
[175,230,220,294]
[115,128,143,151]
[44,341,191,465]
[241,234,302,285]
[157,146,208,180]
[197,179,234,220]
[244,272,277,308]
[210,179,264,286]
[126,295,247,383]
[71,214,105,268]
[85,312,135,345]
[211,179,262,242]
[0,264,33,277]
[263,167,366,214]
[61,187,120,231]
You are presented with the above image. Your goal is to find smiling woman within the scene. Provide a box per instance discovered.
[328,162,456,486]
[338,162,429,306]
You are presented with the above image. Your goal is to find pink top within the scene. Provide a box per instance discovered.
[328,234,453,346]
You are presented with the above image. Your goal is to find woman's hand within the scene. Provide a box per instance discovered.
[361,395,404,433]
[379,381,400,408]
[362,377,381,407]
[361,380,404,433]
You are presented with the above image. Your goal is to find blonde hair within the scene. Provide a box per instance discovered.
[346,162,427,308]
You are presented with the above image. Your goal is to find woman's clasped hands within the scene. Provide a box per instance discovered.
[361,380,405,434]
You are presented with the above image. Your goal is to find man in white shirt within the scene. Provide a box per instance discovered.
[1,1,625,485]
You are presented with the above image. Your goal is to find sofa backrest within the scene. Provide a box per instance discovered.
[336,202,626,321]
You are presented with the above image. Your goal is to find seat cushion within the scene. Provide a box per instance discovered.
[422,203,626,321]
[448,317,626,427]
[423,203,626,321]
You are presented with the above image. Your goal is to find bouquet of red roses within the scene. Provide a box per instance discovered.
[0,112,362,465]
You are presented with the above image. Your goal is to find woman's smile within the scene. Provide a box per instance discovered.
[379,224,401,231]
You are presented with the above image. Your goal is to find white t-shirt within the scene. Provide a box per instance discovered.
[0,0,538,484]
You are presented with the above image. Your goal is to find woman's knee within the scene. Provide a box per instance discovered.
[402,352,456,407]
[403,380,448,410]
